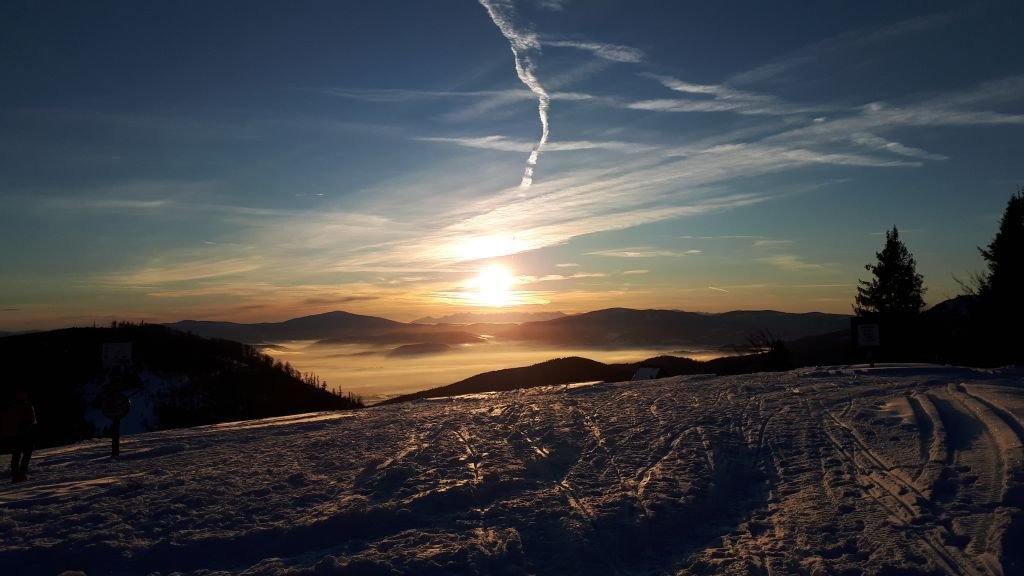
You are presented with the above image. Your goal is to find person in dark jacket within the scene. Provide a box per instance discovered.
[1,388,37,483]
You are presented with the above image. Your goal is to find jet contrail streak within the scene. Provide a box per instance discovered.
[478,0,550,189]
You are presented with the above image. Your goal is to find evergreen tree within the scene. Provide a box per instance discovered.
[978,188,1024,308]
[854,226,926,317]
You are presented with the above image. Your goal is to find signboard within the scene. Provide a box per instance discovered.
[857,324,881,348]
[101,392,132,420]
[102,342,133,370]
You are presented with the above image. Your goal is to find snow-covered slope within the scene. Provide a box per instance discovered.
[2,365,1023,575]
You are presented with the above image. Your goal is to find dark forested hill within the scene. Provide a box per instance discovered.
[379,344,820,406]
[496,308,849,347]
[380,357,633,404]
[380,325,861,405]
[0,323,362,448]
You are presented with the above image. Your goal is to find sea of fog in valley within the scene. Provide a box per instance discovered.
[263,340,728,404]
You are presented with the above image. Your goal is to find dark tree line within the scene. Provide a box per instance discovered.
[966,189,1024,363]
[854,188,1023,365]
[0,323,364,448]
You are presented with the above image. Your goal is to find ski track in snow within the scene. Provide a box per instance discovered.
[1,366,1023,575]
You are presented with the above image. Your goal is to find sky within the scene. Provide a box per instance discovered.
[1,0,1023,330]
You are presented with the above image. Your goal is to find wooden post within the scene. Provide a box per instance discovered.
[111,418,121,458]
[101,391,131,459]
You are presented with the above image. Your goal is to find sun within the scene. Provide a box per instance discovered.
[471,264,517,307]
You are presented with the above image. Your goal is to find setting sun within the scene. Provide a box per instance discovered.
[471,264,517,307]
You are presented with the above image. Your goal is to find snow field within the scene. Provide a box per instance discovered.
[1,365,1022,575]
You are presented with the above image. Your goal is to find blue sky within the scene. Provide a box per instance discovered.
[1,0,1022,328]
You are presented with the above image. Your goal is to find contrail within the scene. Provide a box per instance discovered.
[478,0,550,189]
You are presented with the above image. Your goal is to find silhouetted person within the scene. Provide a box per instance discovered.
[1,388,37,483]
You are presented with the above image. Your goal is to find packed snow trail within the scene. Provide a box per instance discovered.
[1,365,1023,575]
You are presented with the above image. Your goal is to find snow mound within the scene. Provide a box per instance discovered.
[2,366,1023,575]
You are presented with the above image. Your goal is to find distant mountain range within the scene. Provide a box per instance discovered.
[167,310,483,347]
[167,308,850,350]
[498,308,849,347]
[168,310,404,342]
[412,311,567,324]
[378,297,999,404]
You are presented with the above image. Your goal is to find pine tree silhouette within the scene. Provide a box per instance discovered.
[973,188,1024,363]
[854,226,926,318]
[978,188,1024,308]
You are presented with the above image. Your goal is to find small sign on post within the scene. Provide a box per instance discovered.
[101,342,134,458]
[101,391,131,458]
[857,324,881,348]
[854,321,881,368]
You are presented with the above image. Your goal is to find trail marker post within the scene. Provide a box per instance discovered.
[101,391,131,458]
[101,342,134,458]
[854,321,881,368]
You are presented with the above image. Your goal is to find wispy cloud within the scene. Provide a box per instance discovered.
[587,247,701,258]
[754,99,1024,168]
[643,73,802,113]
[649,74,771,101]
[321,86,620,125]
[639,73,812,116]
[752,239,794,247]
[523,272,608,284]
[629,99,773,115]
[850,132,948,161]
[478,0,550,189]
[48,63,1024,322]
[360,130,927,269]
[321,87,526,103]
[728,10,959,86]
[679,235,761,240]
[555,262,579,268]
[760,254,825,272]
[98,256,264,287]
[535,0,569,12]
[698,143,921,168]
[622,269,649,275]
[545,40,644,63]
[67,99,947,289]
[418,135,654,153]
[301,295,380,306]
[932,74,1024,109]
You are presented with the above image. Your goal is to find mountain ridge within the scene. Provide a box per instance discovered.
[166,307,850,348]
